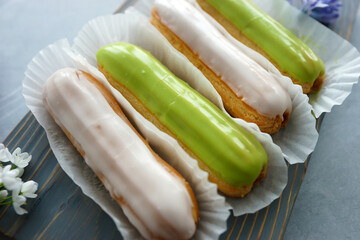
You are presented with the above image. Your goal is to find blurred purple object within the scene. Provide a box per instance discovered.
[290,0,342,25]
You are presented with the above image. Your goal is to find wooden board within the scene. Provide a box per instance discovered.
[0,112,314,240]
[1,1,358,239]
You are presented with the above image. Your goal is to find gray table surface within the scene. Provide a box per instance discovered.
[1,0,359,239]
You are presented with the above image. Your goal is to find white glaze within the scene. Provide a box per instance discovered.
[155,0,292,118]
[42,68,196,239]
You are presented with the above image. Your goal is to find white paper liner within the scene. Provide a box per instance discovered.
[183,0,360,118]
[72,12,288,216]
[183,0,319,164]
[125,0,319,164]
[251,0,360,118]
[22,40,230,239]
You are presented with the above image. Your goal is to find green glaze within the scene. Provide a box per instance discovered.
[96,42,268,187]
[203,0,325,84]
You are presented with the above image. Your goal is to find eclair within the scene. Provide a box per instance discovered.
[96,42,268,197]
[150,0,292,134]
[194,0,326,93]
[42,68,199,240]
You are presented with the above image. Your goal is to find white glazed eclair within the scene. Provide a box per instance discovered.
[151,0,292,134]
[42,68,199,240]
[194,0,326,94]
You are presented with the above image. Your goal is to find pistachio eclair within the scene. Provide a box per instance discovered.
[42,68,199,239]
[195,0,326,93]
[96,42,268,197]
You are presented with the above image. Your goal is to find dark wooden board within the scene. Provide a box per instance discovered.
[0,111,319,240]
[1,0,358,239]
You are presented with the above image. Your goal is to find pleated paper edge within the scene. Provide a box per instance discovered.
[71,12,288,217]
[253,0,360,118]
[131,0,320,165]
[22,39,231,240]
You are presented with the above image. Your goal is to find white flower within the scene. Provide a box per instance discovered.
[12,189,27,215]
[21,180,38,198]
[0,145,38,215]
[0,165,22,190]
[0,144,12,163]
[0,189,8,199]
[11,147,32,168]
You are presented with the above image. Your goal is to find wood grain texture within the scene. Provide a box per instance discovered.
[0,93,323,240]
[0,1,358,239]
[0,112,121,240]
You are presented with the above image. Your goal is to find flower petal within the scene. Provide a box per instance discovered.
[21,180,38,198]
[2,166,22,190]
[16,168,24,178]
[293,0,342,25]
[3,177,22,191]
[0,147,12,163]
[0,189,8,199]
[11,148,32,168]
[12,194,28,215]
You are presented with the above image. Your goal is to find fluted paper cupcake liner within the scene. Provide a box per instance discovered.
[129,0,320,164]
[253,0,360,117]
[135,0,360,162]
[72,12,287,216]
[22,40,230,239]
[184,0,360,119]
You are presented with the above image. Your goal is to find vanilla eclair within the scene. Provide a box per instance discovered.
[96,42,268,197]
[42,68,199,240]
[194,0,326,93]
[150,0,292,134]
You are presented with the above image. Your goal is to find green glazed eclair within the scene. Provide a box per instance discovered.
[196,0,326,93]
[96,42,268,197]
